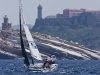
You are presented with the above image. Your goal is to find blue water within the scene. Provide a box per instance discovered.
[0,60,100,75]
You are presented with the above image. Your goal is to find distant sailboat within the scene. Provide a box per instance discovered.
[18,0,58,72]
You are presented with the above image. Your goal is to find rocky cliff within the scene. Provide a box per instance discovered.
[0,30,100,60]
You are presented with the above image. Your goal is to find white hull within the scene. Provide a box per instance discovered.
[29,63,58,72]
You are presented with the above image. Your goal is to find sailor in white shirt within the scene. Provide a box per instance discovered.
[51,55,57,64]
[42,55,57,68]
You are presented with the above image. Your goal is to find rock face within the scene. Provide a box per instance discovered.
[0,30,100,60]
[32,18,100,50]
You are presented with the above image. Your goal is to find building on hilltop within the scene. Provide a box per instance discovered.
[37,4,42,19]
[45,15,56,19]
[62,9,86,18]
[85,10,100,16]
[56,14,65,18]
[45,8,86,19]
[2,14,12,31]
[36,4,100,19]
[47,8,100,19]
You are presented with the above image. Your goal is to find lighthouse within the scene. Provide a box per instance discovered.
[37,4,42,19]
[2,14,12,31]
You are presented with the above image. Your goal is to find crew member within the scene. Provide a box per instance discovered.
[42,55,51,68]
[51,55,57,64]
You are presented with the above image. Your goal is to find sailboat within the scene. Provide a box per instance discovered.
[18,0,58,72]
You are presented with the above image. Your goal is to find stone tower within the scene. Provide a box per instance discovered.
[2,14,12,31]
[37,4,42,19]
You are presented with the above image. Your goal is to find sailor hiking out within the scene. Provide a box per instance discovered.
[42,55,57,68]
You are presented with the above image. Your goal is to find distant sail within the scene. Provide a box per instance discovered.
[19,0,30,67]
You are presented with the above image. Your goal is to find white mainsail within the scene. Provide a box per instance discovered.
[23,24,42,60]
[19,1,42,60]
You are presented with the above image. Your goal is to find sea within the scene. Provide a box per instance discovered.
[0,60,100,75]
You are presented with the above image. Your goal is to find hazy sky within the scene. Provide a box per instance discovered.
[0,0,100,26]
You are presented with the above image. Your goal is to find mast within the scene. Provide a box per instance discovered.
[19,0,30,67]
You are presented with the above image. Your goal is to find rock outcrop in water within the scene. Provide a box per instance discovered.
[0,30,100,60]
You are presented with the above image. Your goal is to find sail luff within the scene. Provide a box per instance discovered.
[19,0,30,67]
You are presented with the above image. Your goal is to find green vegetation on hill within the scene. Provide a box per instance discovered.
[32,13,100,50]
